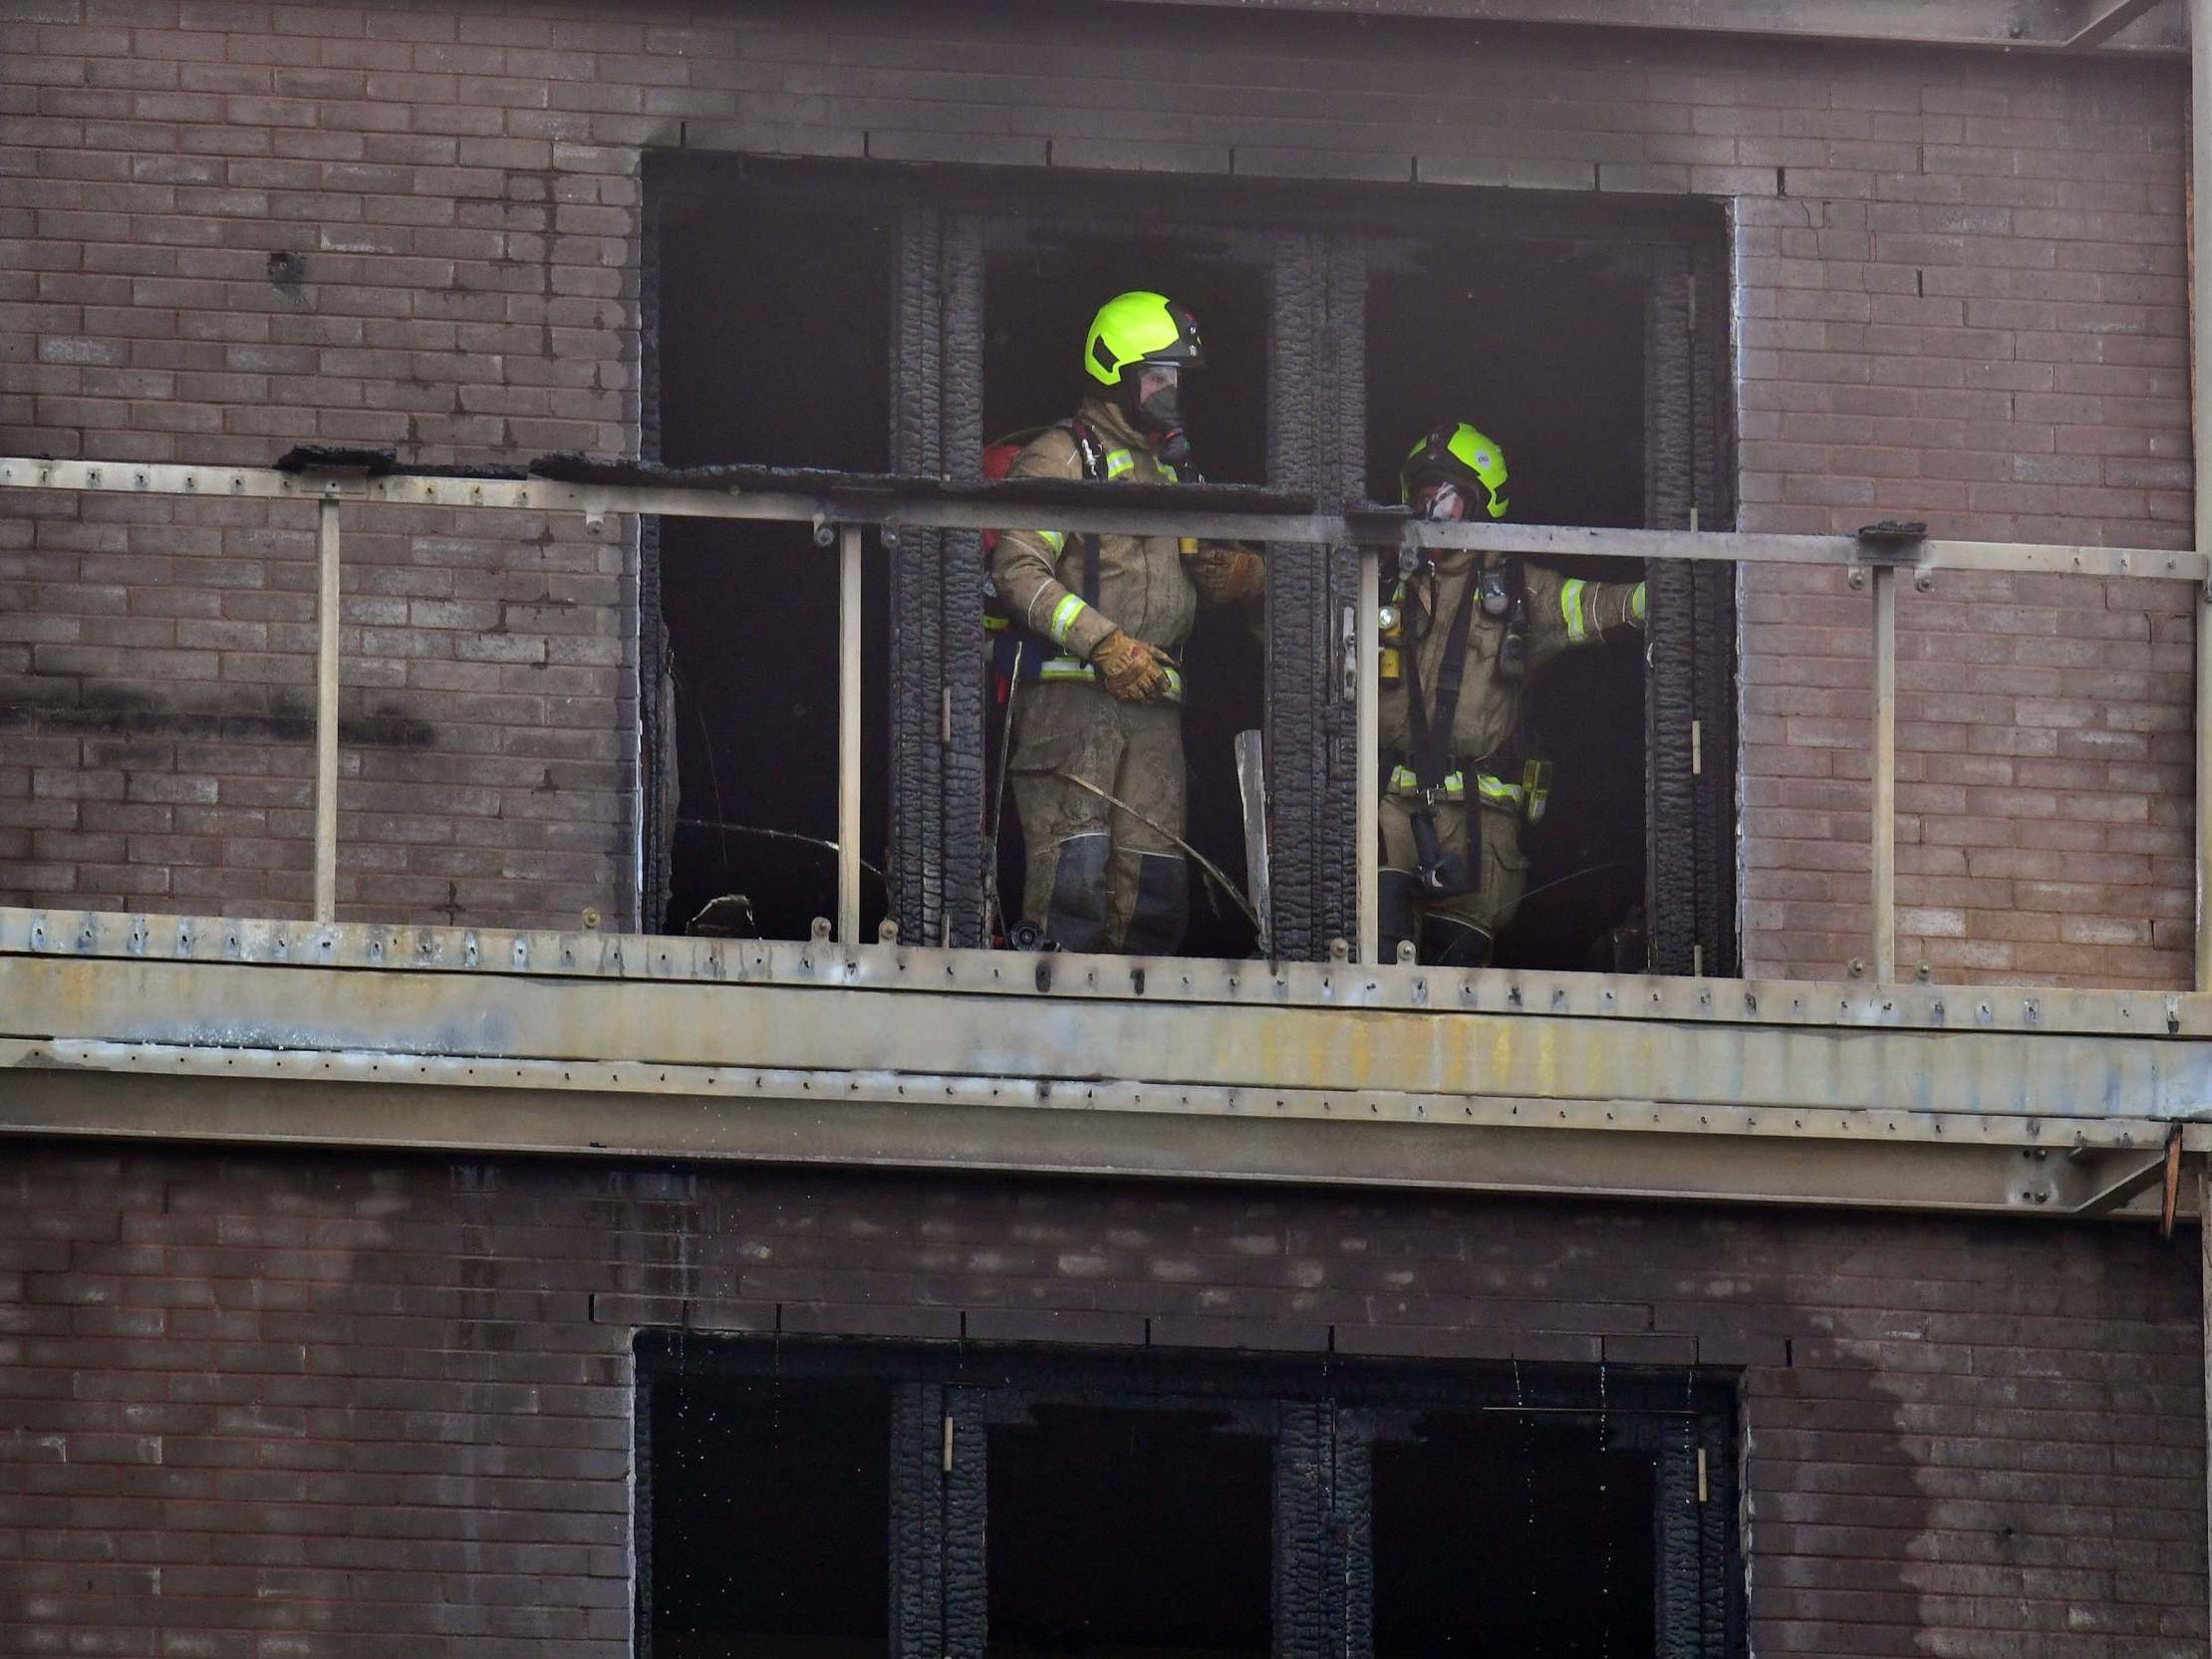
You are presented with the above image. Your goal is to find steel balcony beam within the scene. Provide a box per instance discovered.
[3,908,2205,1218]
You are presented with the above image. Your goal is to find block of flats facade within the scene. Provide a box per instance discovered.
[0,0,2194,979]
[0,1142,2202,1656]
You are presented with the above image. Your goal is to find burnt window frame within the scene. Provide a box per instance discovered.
[633,1331,1746,1659]
[639,153,1737,973]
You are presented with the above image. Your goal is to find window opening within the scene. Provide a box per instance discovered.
[1371,1407,1658,1658]
[637,1337,1739,1659]
[653,185,894,940]
[647,1367,894,1658]
[1365,241,1652,971]
[984,1400,1272,1659]
[643,160,1732,968]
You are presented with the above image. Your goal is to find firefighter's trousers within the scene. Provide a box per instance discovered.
[1378,794,1528,967]
[1008,680,1189,955]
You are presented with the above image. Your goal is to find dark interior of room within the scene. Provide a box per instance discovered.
[984,1401,1273,1659]
[648,1371,893,1658]
[1371,1408,1659,1657]
[652,162,1702,965]
[1365,240,1651,971]
[982,233,1271,960]
[655,191,894,941]
[643,1341,1728,1657]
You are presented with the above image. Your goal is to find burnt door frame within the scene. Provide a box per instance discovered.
[1644,240,1742,978]
[888,205,989,949]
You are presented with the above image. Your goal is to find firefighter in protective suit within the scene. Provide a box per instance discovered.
[1381,421,1647,967]
[991,292,1264,954]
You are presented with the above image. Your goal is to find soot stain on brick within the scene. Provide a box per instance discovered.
[266,249,308,302]
[1774,1213,1940,1655]
[10,681,434,747]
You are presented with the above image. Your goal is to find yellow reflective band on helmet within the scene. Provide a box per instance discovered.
[1560,578,1589,645]
[1631,582,1648,623]
[1033,528,1067,553]
[1104,449,1136,478]
[1048,594,1088,646]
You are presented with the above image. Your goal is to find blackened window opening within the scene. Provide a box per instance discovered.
[1365,244,1651,972]
[654,186,894,940]
[984,1402,1272,1659]
[647,1369,894,1656]
[982,233,1271,960]
[636,1337,1741,1659]
[1372,1409,1659,1658]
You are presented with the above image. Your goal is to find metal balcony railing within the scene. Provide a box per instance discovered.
[2,450,2208,985]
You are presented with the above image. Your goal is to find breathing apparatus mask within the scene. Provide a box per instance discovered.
[1122,362,1193,467]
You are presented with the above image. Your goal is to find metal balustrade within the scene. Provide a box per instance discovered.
[4,451,2206,985]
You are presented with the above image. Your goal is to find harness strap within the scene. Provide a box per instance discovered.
[1402,564,1485,803]
[1061,417,1108,607]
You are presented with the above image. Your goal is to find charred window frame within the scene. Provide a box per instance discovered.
[634,1333,1745,1659]
[640,156,1736,971]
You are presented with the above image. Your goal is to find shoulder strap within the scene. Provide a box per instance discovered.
[1060,417,1107,607]
[1402,566,1486,796]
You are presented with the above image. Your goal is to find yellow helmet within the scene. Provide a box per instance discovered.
[1401,421,1510,520]
[1084,291,1205,388]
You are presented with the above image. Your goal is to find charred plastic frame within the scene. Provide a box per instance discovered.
[633,1332,1746,1659]
[639,155,1738,972]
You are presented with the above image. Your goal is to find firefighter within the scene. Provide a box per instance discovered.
[991,291,1264,955]
[1381,421,1647,968]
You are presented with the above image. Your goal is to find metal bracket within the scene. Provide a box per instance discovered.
[283,462,375,499]
[1852,519,1928,566]
[2065,1140,2181,1217]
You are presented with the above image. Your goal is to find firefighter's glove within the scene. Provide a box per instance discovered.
[1092,629,1175,701]
[1186,543,1266,608]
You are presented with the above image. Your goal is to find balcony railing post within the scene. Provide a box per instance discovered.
[838,522,863,948]
[1357,545,1380,966]
[314,495,342,924]
[2195,0,2212,990]
[1871,562,1896,983]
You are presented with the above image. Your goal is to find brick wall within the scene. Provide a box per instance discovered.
[0,0,2194,979]
[0,1142,2201,1654]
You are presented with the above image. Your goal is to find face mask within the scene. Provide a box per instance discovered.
[1409,479,1471,522]
[1124,364,1185,437]
[1138,377,1182,432]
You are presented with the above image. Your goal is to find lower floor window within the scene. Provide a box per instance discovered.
[638,1338,1741,1659]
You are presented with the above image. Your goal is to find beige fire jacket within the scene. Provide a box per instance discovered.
[1379,551,1647,766]
[990,396,1211,665]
